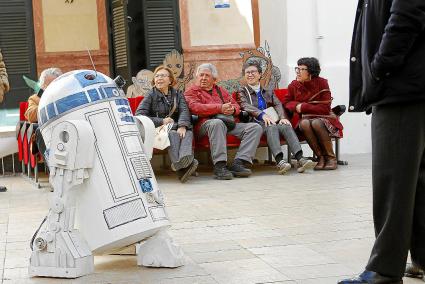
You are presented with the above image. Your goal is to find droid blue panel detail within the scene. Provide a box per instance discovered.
[103,87,120,98]
[40,107,48,124]
[46,103,57,120]
[56,92,89,114]
[87,88,101,102]
[74,71,107,88]
[115,98,129,106]
[139,179,153,193]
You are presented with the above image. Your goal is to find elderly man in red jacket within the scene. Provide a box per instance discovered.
[185,63,262,180]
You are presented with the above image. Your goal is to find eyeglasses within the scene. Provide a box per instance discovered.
[245,70,259,75]
[154,74,169,78]
[295,67,308,73]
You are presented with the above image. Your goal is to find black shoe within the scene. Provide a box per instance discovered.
[213,162,233,180]
[229,159,252,177]
[405,263,424,278]
[0,186,7,192]
[337,270,402,284]
[178,159,198,183]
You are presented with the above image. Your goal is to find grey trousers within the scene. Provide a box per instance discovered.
[263,124,302,159]
[199,119,263,164]
[366,102,425,278]
[168,129,194,171]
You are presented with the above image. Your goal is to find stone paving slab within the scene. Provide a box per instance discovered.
[0,154,424,284]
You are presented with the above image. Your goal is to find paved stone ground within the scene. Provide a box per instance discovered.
[0,154,423,284]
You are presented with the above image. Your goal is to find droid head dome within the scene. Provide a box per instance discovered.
[38,70,124,127]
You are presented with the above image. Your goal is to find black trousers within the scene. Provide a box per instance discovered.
[366,102,425,277]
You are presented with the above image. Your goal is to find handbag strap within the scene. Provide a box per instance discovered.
[244,87,253,105]
[308,88,330,102]
[215,85,228,103]
[166,91,178,117]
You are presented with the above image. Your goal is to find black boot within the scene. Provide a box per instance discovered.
[213,161,233,180]
[0,186,7,192]
[229,159,252,177]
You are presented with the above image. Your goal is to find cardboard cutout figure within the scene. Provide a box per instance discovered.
[126,69,154,98]
[163,49,194,92]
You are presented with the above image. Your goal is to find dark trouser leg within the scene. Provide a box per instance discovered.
[299,119,324,169]
[411,152,425,270]
[199,119,228,164]
[366,102,425,278]
[168,130,194,171]
[311,119,337,170]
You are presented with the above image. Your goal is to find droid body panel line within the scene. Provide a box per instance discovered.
[29,70,184,278]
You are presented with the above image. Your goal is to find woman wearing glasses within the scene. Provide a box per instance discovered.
[237,60,314,174]
[136,65,198,182]
[282,57,343,170]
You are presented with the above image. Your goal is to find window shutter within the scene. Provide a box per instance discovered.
[142,0,181,70]
[0,0,36,107]
[110,0,131,84]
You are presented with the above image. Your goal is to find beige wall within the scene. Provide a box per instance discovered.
[42,0,99,52]
[187,0,254,46]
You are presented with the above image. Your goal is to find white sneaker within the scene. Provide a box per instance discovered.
[277,160,291,175]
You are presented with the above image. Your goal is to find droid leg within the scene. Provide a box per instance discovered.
[136,229,185,268]
[29,120,95,278]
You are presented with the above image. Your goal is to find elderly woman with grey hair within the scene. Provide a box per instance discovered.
[237,60,314,174]
[25,67,63,123]
[184,63,263,180]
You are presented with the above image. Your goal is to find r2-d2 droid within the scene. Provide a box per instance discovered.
[29,70,184,278]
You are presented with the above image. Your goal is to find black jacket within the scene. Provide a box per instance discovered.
[349,0,425,112]
[135,87,192,129]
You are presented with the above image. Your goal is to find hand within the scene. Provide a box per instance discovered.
[177,126,186,139]
[263,115,276,127]
[295,103,302,113]
[163,117,174,125]
[279,118,291,125]
[221,102,234,115]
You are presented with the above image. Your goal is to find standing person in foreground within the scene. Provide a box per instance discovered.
[136,66,198,183]
[0,48,10,192]
[338,0,425,283]
[237,60,314,174]
[184,63,263,180]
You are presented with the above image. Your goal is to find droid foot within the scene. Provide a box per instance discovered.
[136,230,185,268]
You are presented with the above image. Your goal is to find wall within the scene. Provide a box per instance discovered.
[33,0,109,76]
[259,0,371,155]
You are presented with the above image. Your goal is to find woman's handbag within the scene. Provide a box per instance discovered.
[213,86,236,131]
[245,87,280,123]
[153,94,177,150]
[301,88,337,120]
[153,123,173,150]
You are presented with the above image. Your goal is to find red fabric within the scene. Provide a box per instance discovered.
[17,132,23,161]
[19,102,28,121]
[22,132,29,165]
[184,85,241,134]
[128,96,143,114]
[282,77,343,136]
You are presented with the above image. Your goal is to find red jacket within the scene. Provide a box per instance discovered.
[282,77,343,134]
[184,84,240,133]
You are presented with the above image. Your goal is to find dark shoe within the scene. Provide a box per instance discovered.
[324,156,338,170]
[0,186,7,192]
[178,159,199,183]
[405,263,424,278]
[229,159,252,177]
[276,160,291,175]
[314,156,326,170]
[297,157,315,173]
[213,162,233,180]
[337,270,402,284]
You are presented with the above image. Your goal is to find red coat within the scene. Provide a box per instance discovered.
[184,84,241,133]
[282,77,343,135]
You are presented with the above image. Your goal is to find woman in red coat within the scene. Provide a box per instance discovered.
[282,57,343,170]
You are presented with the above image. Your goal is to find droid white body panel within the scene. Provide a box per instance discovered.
[29,70,175,278]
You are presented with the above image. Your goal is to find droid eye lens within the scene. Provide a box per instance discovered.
[84,73,96,80]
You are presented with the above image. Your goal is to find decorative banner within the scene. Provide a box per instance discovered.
[214,0,230,8]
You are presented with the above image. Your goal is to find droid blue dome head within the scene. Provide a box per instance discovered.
[37,70,127,128]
